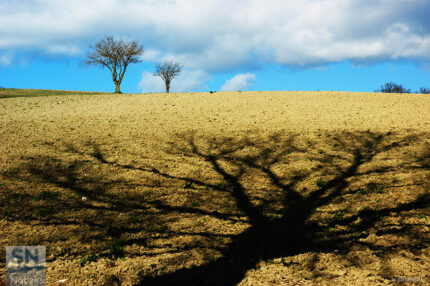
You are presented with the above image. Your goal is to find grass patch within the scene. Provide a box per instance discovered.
[332,208,350,220]
[109,243,125,258]
[0,88,110,99]
[80,253,99,266]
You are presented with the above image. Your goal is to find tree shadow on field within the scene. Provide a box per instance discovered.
[136,130,430,285]
[1,130,429,285]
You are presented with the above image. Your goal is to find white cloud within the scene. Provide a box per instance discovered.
[46,44,81,56]
[0,51,13,66]
[173,70,210,92]
[139,69,209,93]
[220,73,255,91]
[140,48,161,62]
[138,71,164,93]
[1,0,430,70]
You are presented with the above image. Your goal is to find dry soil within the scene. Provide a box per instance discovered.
[0,91,429,285]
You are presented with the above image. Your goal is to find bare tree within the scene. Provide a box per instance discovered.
[419,87,430,94]
[86,36,144,93]
[378,82,411,93]
[154,61,182,93]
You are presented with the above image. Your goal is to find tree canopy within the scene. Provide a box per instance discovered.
[154,61,182,93]
[86,36,143,93]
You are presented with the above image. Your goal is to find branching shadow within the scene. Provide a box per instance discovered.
[137,131,429,285]
[2,130,429,285]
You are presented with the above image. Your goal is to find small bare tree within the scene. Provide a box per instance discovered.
[378,82,411,93]
[154,61,182,93]
[86,36,144,93]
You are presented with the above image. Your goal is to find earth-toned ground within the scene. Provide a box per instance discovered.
[0,90,429,285]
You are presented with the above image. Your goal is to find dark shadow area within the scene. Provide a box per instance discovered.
[1,130,429,285]
[136,131,430,285]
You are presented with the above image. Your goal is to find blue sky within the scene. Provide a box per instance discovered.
[1,0,430,93]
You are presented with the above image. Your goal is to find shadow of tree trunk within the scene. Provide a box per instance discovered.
[136,131,429,285]
[2,130,429,285]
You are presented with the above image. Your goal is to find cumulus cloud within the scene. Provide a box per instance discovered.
[138,71,164,93]
[139,69,209,93]
[140,48,161,62]
[220,73,255,91]
[1,0,430,70]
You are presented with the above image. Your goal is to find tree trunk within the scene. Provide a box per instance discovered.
[115,83,121,93]
[166,82,170,93]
